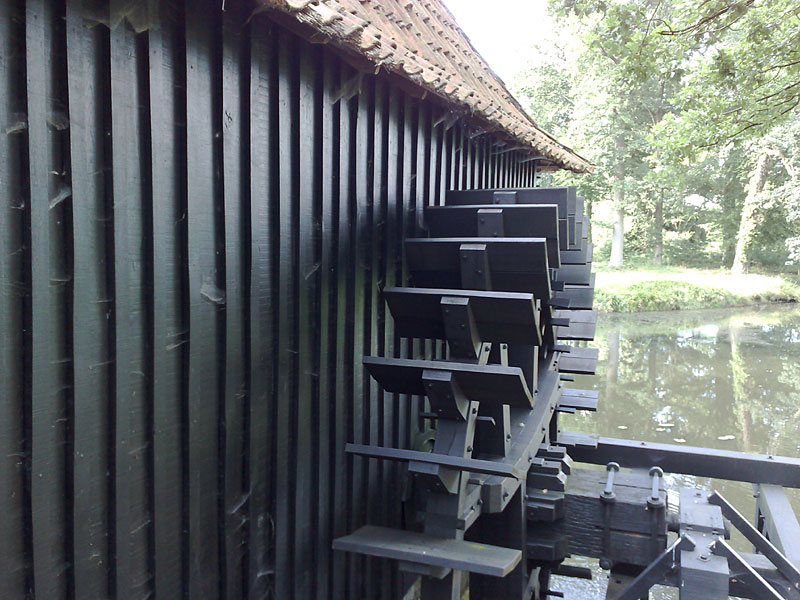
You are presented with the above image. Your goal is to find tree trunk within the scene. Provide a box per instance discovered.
[609,140,625,268]
[731,148,772,274]
[729,324,753,452]
[653,193,663,265]
[609,206,624,268]
[605,328,620,404]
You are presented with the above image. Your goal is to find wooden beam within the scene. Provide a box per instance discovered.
[758,484,800,565]
[567,435,800,488]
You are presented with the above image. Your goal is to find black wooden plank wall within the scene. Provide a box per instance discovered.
[0,1,539,598]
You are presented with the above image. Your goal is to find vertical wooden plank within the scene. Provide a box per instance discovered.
[317,49,339,600]
[415,102,433,433]
[185,3,222,596]
[465,132,473,188]
[293,41,321,600]
[25,1,70,596]
[221,7,248,598]
[110,19,151,599]
[248,18,279,598]
[348,72,373,600]
[332,62,357,600]
[431,116,442,207]
[444,127,454,198]
[275,27,300,600]
[247,15,277,599]
[396,94,413,452]
[0,1,30,595]
[65,4,111,597]
[148,8,187,598]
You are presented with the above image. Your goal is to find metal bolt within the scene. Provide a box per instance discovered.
[472,407,478,414]
[466,446,473,453]
[648,466,664,506]
[602,462,620,500]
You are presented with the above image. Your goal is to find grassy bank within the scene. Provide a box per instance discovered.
[594,265,800,313]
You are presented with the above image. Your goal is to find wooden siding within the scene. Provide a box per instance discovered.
[0,1,539,598]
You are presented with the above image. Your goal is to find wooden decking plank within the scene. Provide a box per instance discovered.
[569,436,800,487]
[364,356,533,408]
[333,525,521,577]
[383,287,541,345]
[758,484,800,565]
[558,346,598,375]
[559,389,599,412]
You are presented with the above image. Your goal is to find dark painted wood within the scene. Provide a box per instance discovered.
[558,346,599,375]
[335,525,521,577]
[570,436,800,487]
[384,286,541,345]
[364,356,534,407]
[222,6,248,598]
[316,49,338,600]
[331,60,357,600]
[274,27,300,600]
[346,445,527,480]
[247,16,277,597]
[293,41,320,600]
[757,484,800,565]
[26,1,70,596]
[3,4,546,596]
[185,3,222,595]
[559,389,599,412]
[424,204,561,267]
[110,19,152,599]
[66,5,112,596]
[147,9,187,598]
[0,1,30,595]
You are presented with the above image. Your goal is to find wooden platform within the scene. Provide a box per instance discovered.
[559,388,599,412]
[363,356,534,408]
[553,309,597,341]
[405,238,552,299]
[333,525,522,577]
[557,346,598,375]
[383,287,542,345]
[424,204,561,267]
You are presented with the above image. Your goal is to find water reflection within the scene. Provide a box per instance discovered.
[555,304,800,599]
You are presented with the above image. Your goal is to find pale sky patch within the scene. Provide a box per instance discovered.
[442,0,554,83]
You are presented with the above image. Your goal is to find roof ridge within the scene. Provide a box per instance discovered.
[256,0,593,172]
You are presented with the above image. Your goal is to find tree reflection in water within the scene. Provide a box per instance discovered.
[555,304,800,599]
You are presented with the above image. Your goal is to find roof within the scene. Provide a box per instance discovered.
[254,0,593,173]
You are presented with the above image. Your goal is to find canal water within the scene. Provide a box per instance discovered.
[554,303,800,599]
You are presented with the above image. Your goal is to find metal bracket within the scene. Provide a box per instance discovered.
[708,490,800,588]
[612,534,695,600]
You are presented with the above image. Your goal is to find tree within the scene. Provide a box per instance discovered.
[653,0,800,271]
[514,0,689,267]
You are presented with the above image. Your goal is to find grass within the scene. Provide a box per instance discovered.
[593,264,800,313]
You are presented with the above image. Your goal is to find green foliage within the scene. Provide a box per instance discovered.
[510,0,800,271]
[596,280,737,312]
[594,269,800,313]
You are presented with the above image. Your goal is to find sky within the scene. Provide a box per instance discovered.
[442,0,555,84]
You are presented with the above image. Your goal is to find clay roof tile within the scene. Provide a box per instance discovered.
[256,0,592,172]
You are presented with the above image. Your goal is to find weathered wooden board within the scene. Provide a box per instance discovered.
[334,525,521,577]
[364,356,534,407]
[384,287,541,345]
